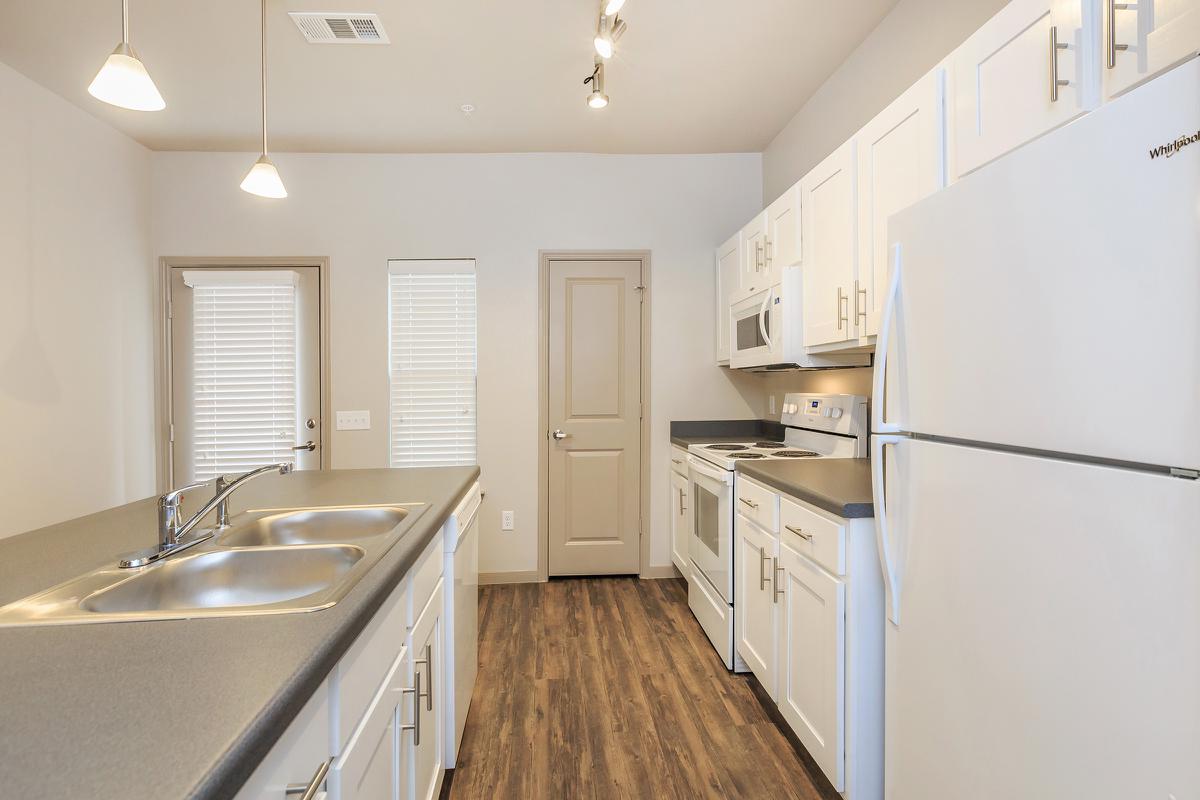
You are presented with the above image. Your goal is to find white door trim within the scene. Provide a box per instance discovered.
[154,256,332,493]
[537,250,652,581]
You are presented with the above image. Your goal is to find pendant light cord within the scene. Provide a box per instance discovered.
[260,0,268,156]
[121,0,129,44]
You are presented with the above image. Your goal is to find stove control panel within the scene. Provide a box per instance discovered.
[781,393,868,438]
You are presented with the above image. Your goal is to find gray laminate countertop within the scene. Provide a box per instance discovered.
[735,458,874,519]
[0,466,478,800]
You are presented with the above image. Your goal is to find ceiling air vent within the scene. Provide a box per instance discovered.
[288,12,390,44]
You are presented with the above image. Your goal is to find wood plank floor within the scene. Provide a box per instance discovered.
[445,577,840,800]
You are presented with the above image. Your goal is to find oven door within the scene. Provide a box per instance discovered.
[687,455,733,603]
[729,286,780,368]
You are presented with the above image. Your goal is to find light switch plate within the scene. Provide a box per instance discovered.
[501,511,515,531]
[336,410,371,431]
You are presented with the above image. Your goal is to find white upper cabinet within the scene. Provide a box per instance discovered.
[1104,0,1200,98]
[764,184,802,286]
[801,140,859,349]
[740,211,769,294]
[856,68,946,338]
[949,0,1094,180]
[714,232,742,365]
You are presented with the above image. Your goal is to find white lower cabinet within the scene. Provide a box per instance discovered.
[235,517,464,800]
[411,580,445,800]
[733,475,884,800]
[778,540,846,791]
[669,448,690,575]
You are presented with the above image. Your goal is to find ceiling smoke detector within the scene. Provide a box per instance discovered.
[288,12,389,44]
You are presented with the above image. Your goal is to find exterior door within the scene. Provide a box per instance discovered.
[547,258,643,575]
[801,140,858,347]
[735,514,779,699]
[169,265,322,486]
[1105,0,1200,98]
[949,0,1089,179]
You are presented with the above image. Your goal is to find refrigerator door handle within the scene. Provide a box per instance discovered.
[872,244,904,434]
[872,433,904,625]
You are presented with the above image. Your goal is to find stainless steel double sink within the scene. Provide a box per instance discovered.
[0,504,427,627]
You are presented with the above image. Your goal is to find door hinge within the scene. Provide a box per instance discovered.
[1169,467,1199,480]
[168,423,175,443]
[167,299,173,320]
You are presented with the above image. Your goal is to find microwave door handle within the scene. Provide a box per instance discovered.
[758,288,773,350]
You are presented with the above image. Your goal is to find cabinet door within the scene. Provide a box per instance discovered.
[857,68,946,338]
[950,0,1090,179]
[1105,0,1200,98]
[741,212,769,294]
[715,232,742,364]
[669,469,690,574]
[735,515,779,699]
[411,580,445,800]
[234,684,331,800]
[330,646,409,800]
[778,543,846,791]
[800,140,858,347]
[764,184,801,286]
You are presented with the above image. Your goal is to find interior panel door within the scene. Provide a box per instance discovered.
[548,258,643,575]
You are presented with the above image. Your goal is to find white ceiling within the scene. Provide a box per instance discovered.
[0,0,899,154]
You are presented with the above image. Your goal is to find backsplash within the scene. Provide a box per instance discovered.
[758,367,873,421]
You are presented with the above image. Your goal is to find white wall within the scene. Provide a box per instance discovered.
[151,151,764,576]
[0,62,156,539]
[762,0,1007,201]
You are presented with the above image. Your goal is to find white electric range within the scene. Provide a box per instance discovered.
[686,392,868,670]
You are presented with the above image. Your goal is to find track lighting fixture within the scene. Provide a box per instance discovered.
[594,16,614,59]
[604,0,626,14]
[241,0,287,198]
[584,60,609,109]
[88,0,165,111]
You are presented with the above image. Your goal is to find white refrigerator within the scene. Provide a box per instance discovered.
[871,58,1200,799]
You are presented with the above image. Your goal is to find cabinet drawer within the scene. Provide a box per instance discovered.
[411,528,445,625]
[334,575,408,751]
[780,495,846,575]
[735,476,779,532]
[670,446,689,477]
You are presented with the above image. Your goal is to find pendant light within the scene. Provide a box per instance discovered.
[241,0,287,199]
[87,0,165,111]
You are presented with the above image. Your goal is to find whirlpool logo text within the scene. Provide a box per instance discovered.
[1149,129,1200,159]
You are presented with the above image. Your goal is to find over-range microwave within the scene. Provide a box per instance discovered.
[729,268,870,370]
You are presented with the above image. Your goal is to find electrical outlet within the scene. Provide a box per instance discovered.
[501,510,515,531]
[769,395,777,415]
[335,410,370,431]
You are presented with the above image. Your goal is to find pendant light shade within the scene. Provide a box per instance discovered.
[242,0,286,199]
[240,154,288,198]
[89,2,165,111]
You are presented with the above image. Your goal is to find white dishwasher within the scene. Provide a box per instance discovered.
[444,482,480,767]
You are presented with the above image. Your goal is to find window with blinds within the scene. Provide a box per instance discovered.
[388,261,477,468]
[186,271,299,481]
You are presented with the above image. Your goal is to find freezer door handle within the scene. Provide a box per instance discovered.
[872,433,905,625]
[872,244,904,435]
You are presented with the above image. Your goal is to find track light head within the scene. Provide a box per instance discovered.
[604,0,626,15]
[584,60,609,109]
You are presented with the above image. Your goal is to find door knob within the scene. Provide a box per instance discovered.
[551,430,569,440]
[292,441,317,452]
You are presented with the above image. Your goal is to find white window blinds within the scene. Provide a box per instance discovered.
[184,270,299,480]
[388,261,477,468]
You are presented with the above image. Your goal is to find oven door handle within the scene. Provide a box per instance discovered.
[687,455,732,485]
[758,287,773,351]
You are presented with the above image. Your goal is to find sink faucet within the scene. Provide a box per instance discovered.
[119,462,294,568]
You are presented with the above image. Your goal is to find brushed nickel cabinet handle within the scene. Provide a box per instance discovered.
[738,497,758,509]
[671,458,683,465]
[855,280,867,325]
[285,758,332,800]
[785,524,814,542]
[1049,26,1070,102]
[1107,0,1131,69]
[400,671,421,746]
[772,557,784,603]
[765,236,773,266]
[837,288,848,331]
[678,487,686,515]
[759,545,769,591]
[415,643,433,711]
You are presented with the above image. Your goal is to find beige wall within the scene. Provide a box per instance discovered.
[762,0,1007,202]
[151,151,765,576]
[753,368,874,422]
[0,63,156,539]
